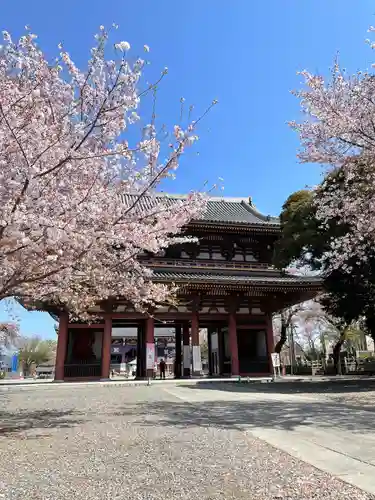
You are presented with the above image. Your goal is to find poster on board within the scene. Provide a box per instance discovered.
[271,353,280,368]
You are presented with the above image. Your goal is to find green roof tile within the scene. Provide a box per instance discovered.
[120,194,279,226]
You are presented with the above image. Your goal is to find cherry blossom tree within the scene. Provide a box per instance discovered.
[294,301,366,372]
[274,185,375,345]
[0,322,19,348]
[0,26,215,317]
[296,301,340,360]
[290,25,375,271]
[273,265,319,354]
[273,303,304,354]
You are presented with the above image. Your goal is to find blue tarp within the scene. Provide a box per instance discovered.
[11,354,18,372]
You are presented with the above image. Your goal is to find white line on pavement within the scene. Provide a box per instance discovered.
[162,387,192,401]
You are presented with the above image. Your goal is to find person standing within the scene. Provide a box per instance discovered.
[159,358,166,380]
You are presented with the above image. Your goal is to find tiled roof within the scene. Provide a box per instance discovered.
[120,193,279,226]
[152,270,322,287]
[203,199,278,224]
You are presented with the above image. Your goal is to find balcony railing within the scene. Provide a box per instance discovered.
[143,258,274,272]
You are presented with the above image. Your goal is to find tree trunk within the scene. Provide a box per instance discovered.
[320,332,327,359]
[274,321,287,354]
[22,361,32,377]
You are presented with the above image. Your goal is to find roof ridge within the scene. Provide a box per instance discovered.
[240,200,278,222]
[156,192,253,203]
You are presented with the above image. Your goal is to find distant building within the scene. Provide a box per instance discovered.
[35,364,55,378]
[0,347,14,373]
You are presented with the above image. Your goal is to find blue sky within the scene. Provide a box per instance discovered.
[0,0,374,338]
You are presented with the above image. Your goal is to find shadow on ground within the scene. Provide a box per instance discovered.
[185,379,375,395]
[0,409,83,437]
[115,396,375,434]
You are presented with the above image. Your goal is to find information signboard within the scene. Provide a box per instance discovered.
[271,353,280,368]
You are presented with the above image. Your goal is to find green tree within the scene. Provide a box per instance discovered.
[18,337,56,376]
[273,172,348,272]
[273,190,320,271]
[273,173,375,371]
[200,341,209,360]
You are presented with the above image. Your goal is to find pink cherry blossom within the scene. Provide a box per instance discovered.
[0,322,19,348]
[0,27,214,318]
[291,26,375,271]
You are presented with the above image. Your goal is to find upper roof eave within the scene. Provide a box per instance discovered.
[120,193,280,227]
[187,219,281,232]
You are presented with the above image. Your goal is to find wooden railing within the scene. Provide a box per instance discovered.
[284,357,375,376]
[64,363,101,378]
[143,258,274,272]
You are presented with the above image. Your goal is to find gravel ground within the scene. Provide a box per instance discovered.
[0,384,374,500]
[319,387,375,408]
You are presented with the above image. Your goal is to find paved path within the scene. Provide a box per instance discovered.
[1,382,375,499]
[163,383,375,495]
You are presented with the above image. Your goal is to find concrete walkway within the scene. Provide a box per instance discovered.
[162,383,375,495]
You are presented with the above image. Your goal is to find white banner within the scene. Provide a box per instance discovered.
[183,345,191,369]
[192,345,202,373]
[146,343,155,370]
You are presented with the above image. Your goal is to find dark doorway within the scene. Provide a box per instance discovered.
[237,329,269,374]
[64,329,102,378]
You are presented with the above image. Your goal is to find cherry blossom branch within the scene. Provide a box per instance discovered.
[0,26,216,316]
[120,100,217,221]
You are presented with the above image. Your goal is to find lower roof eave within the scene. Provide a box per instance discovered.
[152,278,323,292]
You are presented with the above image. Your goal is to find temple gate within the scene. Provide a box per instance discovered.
[51,195,321,381]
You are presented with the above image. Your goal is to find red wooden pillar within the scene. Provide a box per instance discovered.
[101,317,112,379]
[266,314,274,374]
[207,326,213,376]
[218,326,225,375]
[145,317,155,378]
[174,325,182,379]
[191,311,201,376]
[136,321,145,379]
[182,322,191,377]
[229,312,239,376]
[55,311,69,381]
